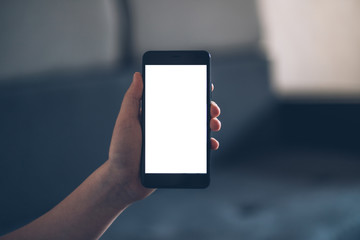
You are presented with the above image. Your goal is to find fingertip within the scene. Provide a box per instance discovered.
[211,138,219,150]
[130,72,143,96]
[133,72,143,85]
[210,117,221,132]
[211,101,221,118]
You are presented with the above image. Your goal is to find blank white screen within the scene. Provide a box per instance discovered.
[145,65,207,173]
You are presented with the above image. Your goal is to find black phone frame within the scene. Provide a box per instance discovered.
[141,50,211,188]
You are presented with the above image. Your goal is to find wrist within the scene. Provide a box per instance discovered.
[102,160,143,206]
[105,156,155,204]
[99,161,135,209]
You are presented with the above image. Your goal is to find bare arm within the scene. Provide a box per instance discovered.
[1,161,133,240]
[1,72,221,240]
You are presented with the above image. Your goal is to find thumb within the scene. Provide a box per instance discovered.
[120,72,143,119]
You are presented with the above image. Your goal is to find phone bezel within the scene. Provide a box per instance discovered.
[141,50,211,188]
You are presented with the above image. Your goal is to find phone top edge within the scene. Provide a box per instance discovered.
[143,50,211,60]
[143,50,210,54]
[143,51,210,66]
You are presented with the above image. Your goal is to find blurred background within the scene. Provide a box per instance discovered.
[1,0,360,239]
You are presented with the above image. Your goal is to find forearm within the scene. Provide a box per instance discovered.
[1,161,130,240]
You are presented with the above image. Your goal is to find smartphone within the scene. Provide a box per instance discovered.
[141,51,211,188]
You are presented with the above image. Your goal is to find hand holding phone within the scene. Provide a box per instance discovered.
[1,67,220,240]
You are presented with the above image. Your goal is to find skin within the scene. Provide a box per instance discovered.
[1,72,221,240]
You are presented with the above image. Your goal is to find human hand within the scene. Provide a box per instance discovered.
[107,72,221,204]
[0,72,221,239]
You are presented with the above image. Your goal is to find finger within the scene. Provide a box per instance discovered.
[211,83,214,92]
[211,101,220,118]
[120,72,143,119]
[210,137,219,150]
[210,117,221,132]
